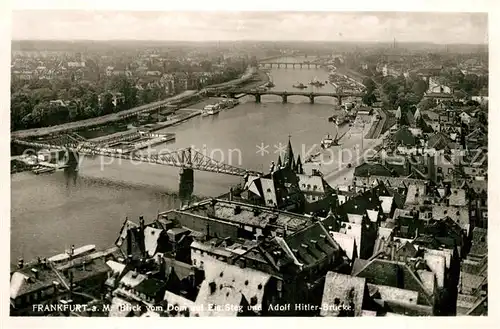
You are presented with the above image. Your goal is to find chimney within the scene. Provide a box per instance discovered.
[17,258,24,269]
[139,216,145,232]
[209,281,217,294]
[427,154,436,182]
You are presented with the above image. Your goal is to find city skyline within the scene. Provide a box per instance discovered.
[12,11,488,44]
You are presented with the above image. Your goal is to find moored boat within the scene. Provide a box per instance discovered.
[293,82,308,89]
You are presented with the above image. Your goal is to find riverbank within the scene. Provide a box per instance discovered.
[11,68,269,139]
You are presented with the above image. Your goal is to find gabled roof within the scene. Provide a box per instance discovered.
[469,227,487,257]
[285,221,341,268]
[320,272,366,316]
[330,231,357,260]
[351,258,433,306]
[427,132,452,150]
[340,222,362,258]
[392,127,417,146]
[196,260,271,315]
[448,188,467,207]
[144,226,163,257]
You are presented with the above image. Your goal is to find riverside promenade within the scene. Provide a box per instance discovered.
[12,68,267,139]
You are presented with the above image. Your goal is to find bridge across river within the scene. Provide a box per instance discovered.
[258,62,324,69]
[12,136,261,177]
[207,88,363,105]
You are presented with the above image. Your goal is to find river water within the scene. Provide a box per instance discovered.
[11,56,365,261]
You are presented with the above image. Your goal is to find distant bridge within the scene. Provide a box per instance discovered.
[207,89,363,105]
[258,62,324,69]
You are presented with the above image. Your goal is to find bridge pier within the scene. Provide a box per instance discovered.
[300,63,303,69]
[309,95,315,104]
[179,168,194,205]
[337,96,342,105]
[282,94,288,104]
[307,64,311,69]
[61,149,80,169]
[255,94,261,103]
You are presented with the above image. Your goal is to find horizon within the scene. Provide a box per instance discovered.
[11,11,488,44]
[10,39,489,46]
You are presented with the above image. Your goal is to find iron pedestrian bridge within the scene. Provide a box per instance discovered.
[207,88,364,105]
[12,134,262,177]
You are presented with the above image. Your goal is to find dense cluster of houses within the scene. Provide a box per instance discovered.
[10,116,487,316]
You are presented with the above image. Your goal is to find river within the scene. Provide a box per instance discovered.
[11,56,368,261]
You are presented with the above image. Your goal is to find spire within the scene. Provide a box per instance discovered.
[414,107,421,121]
[296,154,303,174]
[277,155,282,168]
[283,135,295,170]
[395,106,402,120]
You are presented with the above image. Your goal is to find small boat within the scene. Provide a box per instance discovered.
[309,77,325,87]
[320,131,346,149]
[331,114,350,126]
[202,104,220,116]
[48,244,97,264]
[293,82,308,89]
[266,81,275,88]
[321,134,335,149]
[32,166,55,175]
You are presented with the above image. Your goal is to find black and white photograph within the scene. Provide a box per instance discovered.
[7,4,489,318]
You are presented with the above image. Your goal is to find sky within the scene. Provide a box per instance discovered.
[11,11,488,44]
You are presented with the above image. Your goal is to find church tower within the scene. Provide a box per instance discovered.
[283,136,295,170]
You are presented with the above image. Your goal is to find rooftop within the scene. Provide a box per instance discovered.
[174,199,313,232]
[320,272,366,317]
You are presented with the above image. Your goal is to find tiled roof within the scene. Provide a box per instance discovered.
[379,196,394,214]
[351,258,433,306]
[320,272,366,316]
[367,283,418,305]
[432,206,470,233]
[427,132,452,150]
[297,174,332,194]
[459,272,485,295]
[196,260,271,316]
[285,221,340,268]
[108,297,133,317]
[469,227,487,257]
[423,253,446,288]
[163,290,198,317]
[448,188,467,207]
[134,277,167,298]
[144,226,163,257]
[392,127,417,146]
[10,264,64,300]
[340,222,362,258]
[119,270,147,288]
[404,184,426,206]
[330,231,357,260]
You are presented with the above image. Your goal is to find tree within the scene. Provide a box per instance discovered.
[101,93,115,115]
[200,60,213,72]
[82,92,99,110]
[411,79,428,97]
[363,77,376,94]
[32,88,57,103]
[418,98,436,112]
[362,92,377,106]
